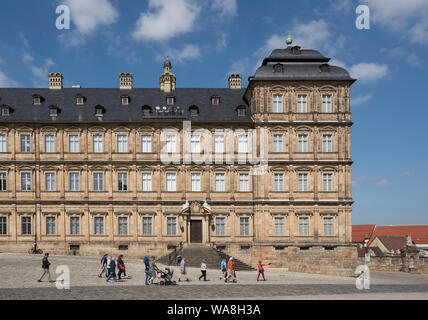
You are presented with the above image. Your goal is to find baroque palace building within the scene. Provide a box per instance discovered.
[0,39,356,267]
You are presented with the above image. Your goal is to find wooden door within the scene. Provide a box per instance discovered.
[190,220,202,243]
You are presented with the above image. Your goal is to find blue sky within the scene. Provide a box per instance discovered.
[0,0,427,225]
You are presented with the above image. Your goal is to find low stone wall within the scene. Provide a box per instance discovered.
[358,255,428,274]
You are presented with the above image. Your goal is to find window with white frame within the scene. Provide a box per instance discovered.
[273,94,283,113]
[45,135,55,153]
[46,217,56,235]
[94,217,104,235]
[214,135,224,153]
[298,173,308,191]
[166,135,176,153]
[216,217,226,236]
[191,173,201,192]
[274,217,285,236]
[322,134,333,152]
[0,216,6,235]
[238,135,248,153]
[190,135,200,153]
[118,173,128,191]
[299,217,309,236]
[21,172,31,191]
[298,134,308,152]
[69,172,79,191]
[240,217,250,236]
[118,217,128,235]
[324,217,334,236]
[22,216,31,235]
[45,173,55,191]
[166,173,176,192]
[273,134,283,152]
[141,135,152,153]
[0,134,6,152]
[143,217,153,235]
[117,135,127,153]
[297,94,307,113]
[323,173,333,191]
[70,217,80,235]
[93,172,104,191]
[142,173,152,192]
[69,135,79,153]
[0,172,6,191]
[93,134,103,153]
[274,173,284,192]
[21,134,31,153]
[239,174,249,192]
[215,173,225,192]
[167,217,176,236]
[322,94,332,113]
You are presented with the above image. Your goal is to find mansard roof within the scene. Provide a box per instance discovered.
[0,88,251,124]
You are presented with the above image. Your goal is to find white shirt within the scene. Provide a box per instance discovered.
[201,262,207,271]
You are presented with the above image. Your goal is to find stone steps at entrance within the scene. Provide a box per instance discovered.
[157,244,255,271]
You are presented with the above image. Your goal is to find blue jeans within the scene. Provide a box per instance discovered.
[106,270,117,282]
[145,270,151,284]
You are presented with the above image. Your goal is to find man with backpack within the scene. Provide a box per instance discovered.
[143,256,151,285]
[38,253,55,283]
[98,254,108,278]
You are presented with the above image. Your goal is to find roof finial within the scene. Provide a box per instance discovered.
[286,35,293,47]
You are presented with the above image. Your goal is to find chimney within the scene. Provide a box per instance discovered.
[119,73,133,90]
[228,74,242,89]
[49,72,63,90]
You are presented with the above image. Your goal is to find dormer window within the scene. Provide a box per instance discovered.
[1,105,10,117]
[237,106,246,117]
[121,96,130,105]
[211,96,220,105]
[142,105,152,116]
[95,105,105,117]
[33,95,42,105]
[189,106,199,117]
[76,95,84,105]
[291,46,301,55]
[49,106,59,117]
[166,96,175,105]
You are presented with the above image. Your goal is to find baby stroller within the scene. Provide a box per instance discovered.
[158,267,177,286]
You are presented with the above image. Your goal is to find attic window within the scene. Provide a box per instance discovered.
[189,106,199,117]
[121,96,130,105]
[76,95,84,105]
[33,95,42,105]
[49,106,59,117]
[142,105,152,116]
[1,106,10,116]
[237,106,246,117]
[166,96,175,105]
[95,105,105,117]
[291,46,301,55]
[320,64,331,73]
[211,96,220,105]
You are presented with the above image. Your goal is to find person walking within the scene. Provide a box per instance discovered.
[143,256,151,285]
[148,256,158,285]
[220,258,227,280]
[106,257,118,282]
[199,260,208,281]
[178,257,189,282]
[98,254,108,278]
[257,260,266,281]
[105,255,112,278]
[226,257,236,283]
[38,253,54,283]
[117,255,126,280]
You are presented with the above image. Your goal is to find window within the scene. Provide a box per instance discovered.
[46,217,56,235]
[239,174,249,192]
[118,173,128,191]
[69,173,79,191]
[274,217,285,236]
[21,135,31,153]
[274,174,284,192]
[166,135,176,153]
[166,173,176,192]
[211,96,220,105]
[298,173,308,191]
[94,217,104,235]
[45,173,55,191]
[117,135,127,153]
[93,135,103,153]
[70,217,80,235]
[167,96,175,105]
[45,135,55,153]
[143,217,153,235]
[215,173,225,192]
[76,96,84,105]
[297,94,307,113]
[214,135,224,153]
[142,173,152,192]
[49,107,58,117]
[22,217,31,235]
[324,217,334,236]
[273,94,283,113]
[118,217,128,235]
[0,216,6,235]
[238,135,248,153]
[1,106,10,116]
[191,173,201,192]
[273,134,283,152]
[21,173,31,191]
[0,173,6,191]
[94,173,104,191]
[322,134,332,153]
[240,217,250,236]
[216,217,226,236]
[190,135,200,153]
[121,96,129,105]
[0,134,6,152]
[323,173,333,192]
[167,217,176,236]
[298,134,308,152]
[237,107,246,117]
[142,106,152,116]
[141,135,152,153]
[69,135,79,153]
[33,96,41,105]
[190,107,199,116]
[299,217,309,236]
[95,106,104,116]
[322,95,332,113]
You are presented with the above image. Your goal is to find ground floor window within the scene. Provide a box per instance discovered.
[118,217,128,235]
[240,217,250,236]
[216,217,226,236]
[21,216,31,235]
[298,217,309,236]
[274,217,285,236]
[94,217,104,235]
[70,217,80,235]
[0,216,6,235]
[167,217,176,236]
[143,217,153,235]
[324,217,334,236]
[46,217,56,235]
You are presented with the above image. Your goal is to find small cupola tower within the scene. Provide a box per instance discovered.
[160,57,176,93]
[49,72,63,90]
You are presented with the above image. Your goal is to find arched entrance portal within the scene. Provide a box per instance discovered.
[180,201,212,244]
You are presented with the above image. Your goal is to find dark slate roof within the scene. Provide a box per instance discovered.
[0,88,251,124]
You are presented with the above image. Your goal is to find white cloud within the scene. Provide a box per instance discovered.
[22,53,34,64]
[216,32,228,52]
[352,93,373,106]
[133,0,201,41]
[350,63,388,83]
[0,70,20,87]
[353,176,389,187]
[382,47,423,67]
[291,20,331,50]
[374,179,389,187]
[58,31,87,47]
[401,171,414,176]
[22,53,56,87]
[157,44,201,64]
[211,0,238,18]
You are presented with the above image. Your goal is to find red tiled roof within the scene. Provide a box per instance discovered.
[352,225,376,243]
[368,225,428,245]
